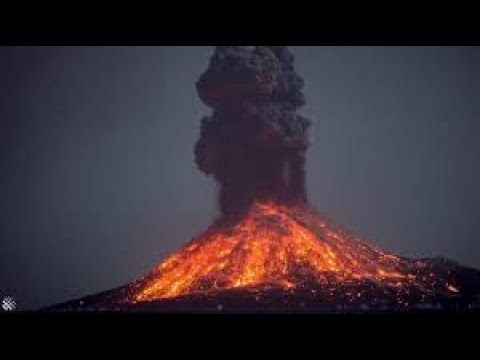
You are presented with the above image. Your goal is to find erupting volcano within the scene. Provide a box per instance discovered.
[50,46,480,313]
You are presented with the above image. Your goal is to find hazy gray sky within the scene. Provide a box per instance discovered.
[1,46,479,309]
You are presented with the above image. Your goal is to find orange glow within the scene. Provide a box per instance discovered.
[446,284,459,293]
[128,202,446,303]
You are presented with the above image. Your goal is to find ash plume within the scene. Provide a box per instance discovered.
[195,46,311,217]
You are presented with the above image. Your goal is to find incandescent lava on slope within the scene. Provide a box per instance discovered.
[125,201,466,308]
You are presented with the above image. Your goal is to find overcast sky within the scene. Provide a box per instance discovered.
[1,46,479,310]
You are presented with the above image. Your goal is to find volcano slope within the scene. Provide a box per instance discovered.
[47,202,480,313]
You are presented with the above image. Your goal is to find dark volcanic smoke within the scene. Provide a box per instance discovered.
[195,46,310,216]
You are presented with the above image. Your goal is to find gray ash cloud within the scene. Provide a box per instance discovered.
[195,46,311,216]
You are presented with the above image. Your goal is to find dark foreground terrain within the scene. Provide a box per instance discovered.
[45,258,480,314]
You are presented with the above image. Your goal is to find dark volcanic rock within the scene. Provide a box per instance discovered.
[45,257,480,313]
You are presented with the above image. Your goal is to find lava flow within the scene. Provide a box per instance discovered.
[126,201,459,306]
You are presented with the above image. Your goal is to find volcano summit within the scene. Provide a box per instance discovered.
[49,47,480,313]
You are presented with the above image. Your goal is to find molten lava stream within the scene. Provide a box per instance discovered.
[128,202,428,303]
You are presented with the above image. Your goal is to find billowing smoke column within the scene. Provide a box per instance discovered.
[195,46,311,217]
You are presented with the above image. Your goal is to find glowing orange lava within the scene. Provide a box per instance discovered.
[129,202,446,303]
